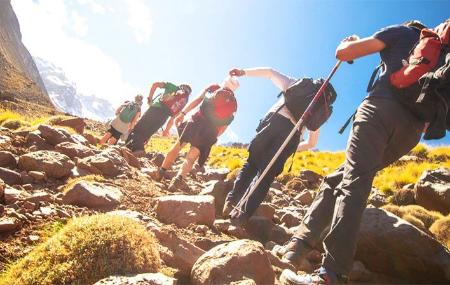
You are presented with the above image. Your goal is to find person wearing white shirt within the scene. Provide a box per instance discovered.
[223,67,320,223]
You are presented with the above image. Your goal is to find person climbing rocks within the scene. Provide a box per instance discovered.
[151,76,240,192]
[222,67,336,226]
[125,81,192,154]
[279,20,431,285]
[100,94,143,145]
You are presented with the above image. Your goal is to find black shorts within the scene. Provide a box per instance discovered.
[107,126,122,140]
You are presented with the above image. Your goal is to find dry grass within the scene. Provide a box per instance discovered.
[382,204,444,231]
[0,214,161,285]
[430,215,450,249]
[63,175,105,193]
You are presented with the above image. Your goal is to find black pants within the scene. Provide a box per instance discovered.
[294,96,424,275]
[226,113,300,218]
[126,105,170,152]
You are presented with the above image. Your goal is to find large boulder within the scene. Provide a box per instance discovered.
[55,142,95,159]
[298,170,323,189]
[0,151,17,168]
[18,151,74,178]
[53,117,86,134]
[200,180,233,217]
[191,239,275,285]
[4,186,31,204]
[93,273,177,285]
[0,167,21,185]
[356,208,450,283]
[155,195,215,227]
[38,124,74,146]
[415,167,450,215]
[77,148,129,176]
[26,131,53,150]
[63,180,122,209]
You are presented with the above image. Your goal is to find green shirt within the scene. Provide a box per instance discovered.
[152,82,179,108]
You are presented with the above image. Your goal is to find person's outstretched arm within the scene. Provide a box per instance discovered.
[148,82,166,104]
[297,129,320,152]
[174,83,220,127]
[335,35,385,62]
[229,67,296,91]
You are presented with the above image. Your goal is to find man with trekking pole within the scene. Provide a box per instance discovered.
[279,20,450,284]
[222,67,329,226]
[125,81,192,154]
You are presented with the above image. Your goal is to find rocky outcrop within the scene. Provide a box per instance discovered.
[62,180,122,209]
[356,208,450,283]
[55,142,95,159]
[415,167,450,215]
[155,195,215,227]
[18,150,74,178]
[0,1,51,106]
[77,148,129,176]
[94,273,177,285]
[191,239,275,285]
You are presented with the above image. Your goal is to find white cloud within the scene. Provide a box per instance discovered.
[124,0,152,44]
[71,11,88,37]
[77,0,107,14]
[12,0,136,106]
[220,127,239,143]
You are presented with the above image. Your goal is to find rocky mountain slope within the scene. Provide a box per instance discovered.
[0,0,51,107]
[34,57,115,122]
[0,112,449,284]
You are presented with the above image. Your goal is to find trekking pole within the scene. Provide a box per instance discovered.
[234,60,343,213]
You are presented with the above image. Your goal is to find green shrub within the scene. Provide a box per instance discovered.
[0,214,161,285]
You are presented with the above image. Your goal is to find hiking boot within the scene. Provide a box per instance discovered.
[280,267,347,285]
[168,175,189,192]
[281,237,313,266]
[222,200,235,217]
[149,168,167,182]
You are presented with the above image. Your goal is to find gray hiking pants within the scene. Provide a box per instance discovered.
[294,96,424,275]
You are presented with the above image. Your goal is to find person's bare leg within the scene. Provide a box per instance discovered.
[100,132,112,144]
[178,146,200,178]
[161,141,185,170]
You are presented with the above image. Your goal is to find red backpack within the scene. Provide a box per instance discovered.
[390,21,450,88]
[200,87,237,127]
[161,91,189,116]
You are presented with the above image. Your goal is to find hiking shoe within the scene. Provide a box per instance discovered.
[280,267,346,285]
[168,175,189,192]
[149,168,167,182]
[281,237,313,266]
[222,200,235,217]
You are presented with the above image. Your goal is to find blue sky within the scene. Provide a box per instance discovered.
[13,0,450,150]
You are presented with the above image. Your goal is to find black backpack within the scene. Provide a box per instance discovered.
[282,78,337,131]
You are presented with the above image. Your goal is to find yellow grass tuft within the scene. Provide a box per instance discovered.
[382,204,443,231]
[430,215,450,249]
[1,118,30,130]
[0,214,161,285]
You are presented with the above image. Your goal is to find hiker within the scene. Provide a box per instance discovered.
[125,81,192,153]
[152,77,239,191]
[223,67,335,225]
[279,21,435,285]
[100,94,143,145]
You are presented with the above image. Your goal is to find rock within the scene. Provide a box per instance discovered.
[155,195,215,227]
[356,208,450,283]
[298,170,323,188]
[77,148,128,176]
[83,132,99,145]
[150,152,165,167]
[38,124,74,146]
[276,209,301,228]
[0,179,4,201]
[213,219,251,239]
[70,134,89,146]
[148,225,205,277]
[368,188,388,208]
[0,151,17,168]
[201,167,230,181]
[254,203,276,220]
[348,261,372,283]
[120,147,141,169]
[0,167,22,185]
[245,216,290,244]
[63,180,122,209]
[28,171,47,182]
[194,238,226,252]
[270,181,283,191]
[200,180,233,217]
[392,187,415,206]
[20,171,33,184]
[107,210,152,223]
[4,186,30,204]
[294,190,315,206]
[191,239,275,285]
[415,167,450,215]
[26,131,53,150]
[265,249,296,272]
[55,142,95,159]
[54,117,86,134]
[27,191,52,203]
[93,273,177,285]
[18,150,74,178]
[0,217,21,233]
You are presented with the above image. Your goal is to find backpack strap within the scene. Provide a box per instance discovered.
[338,110,357,134]
[367,62,384,92]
